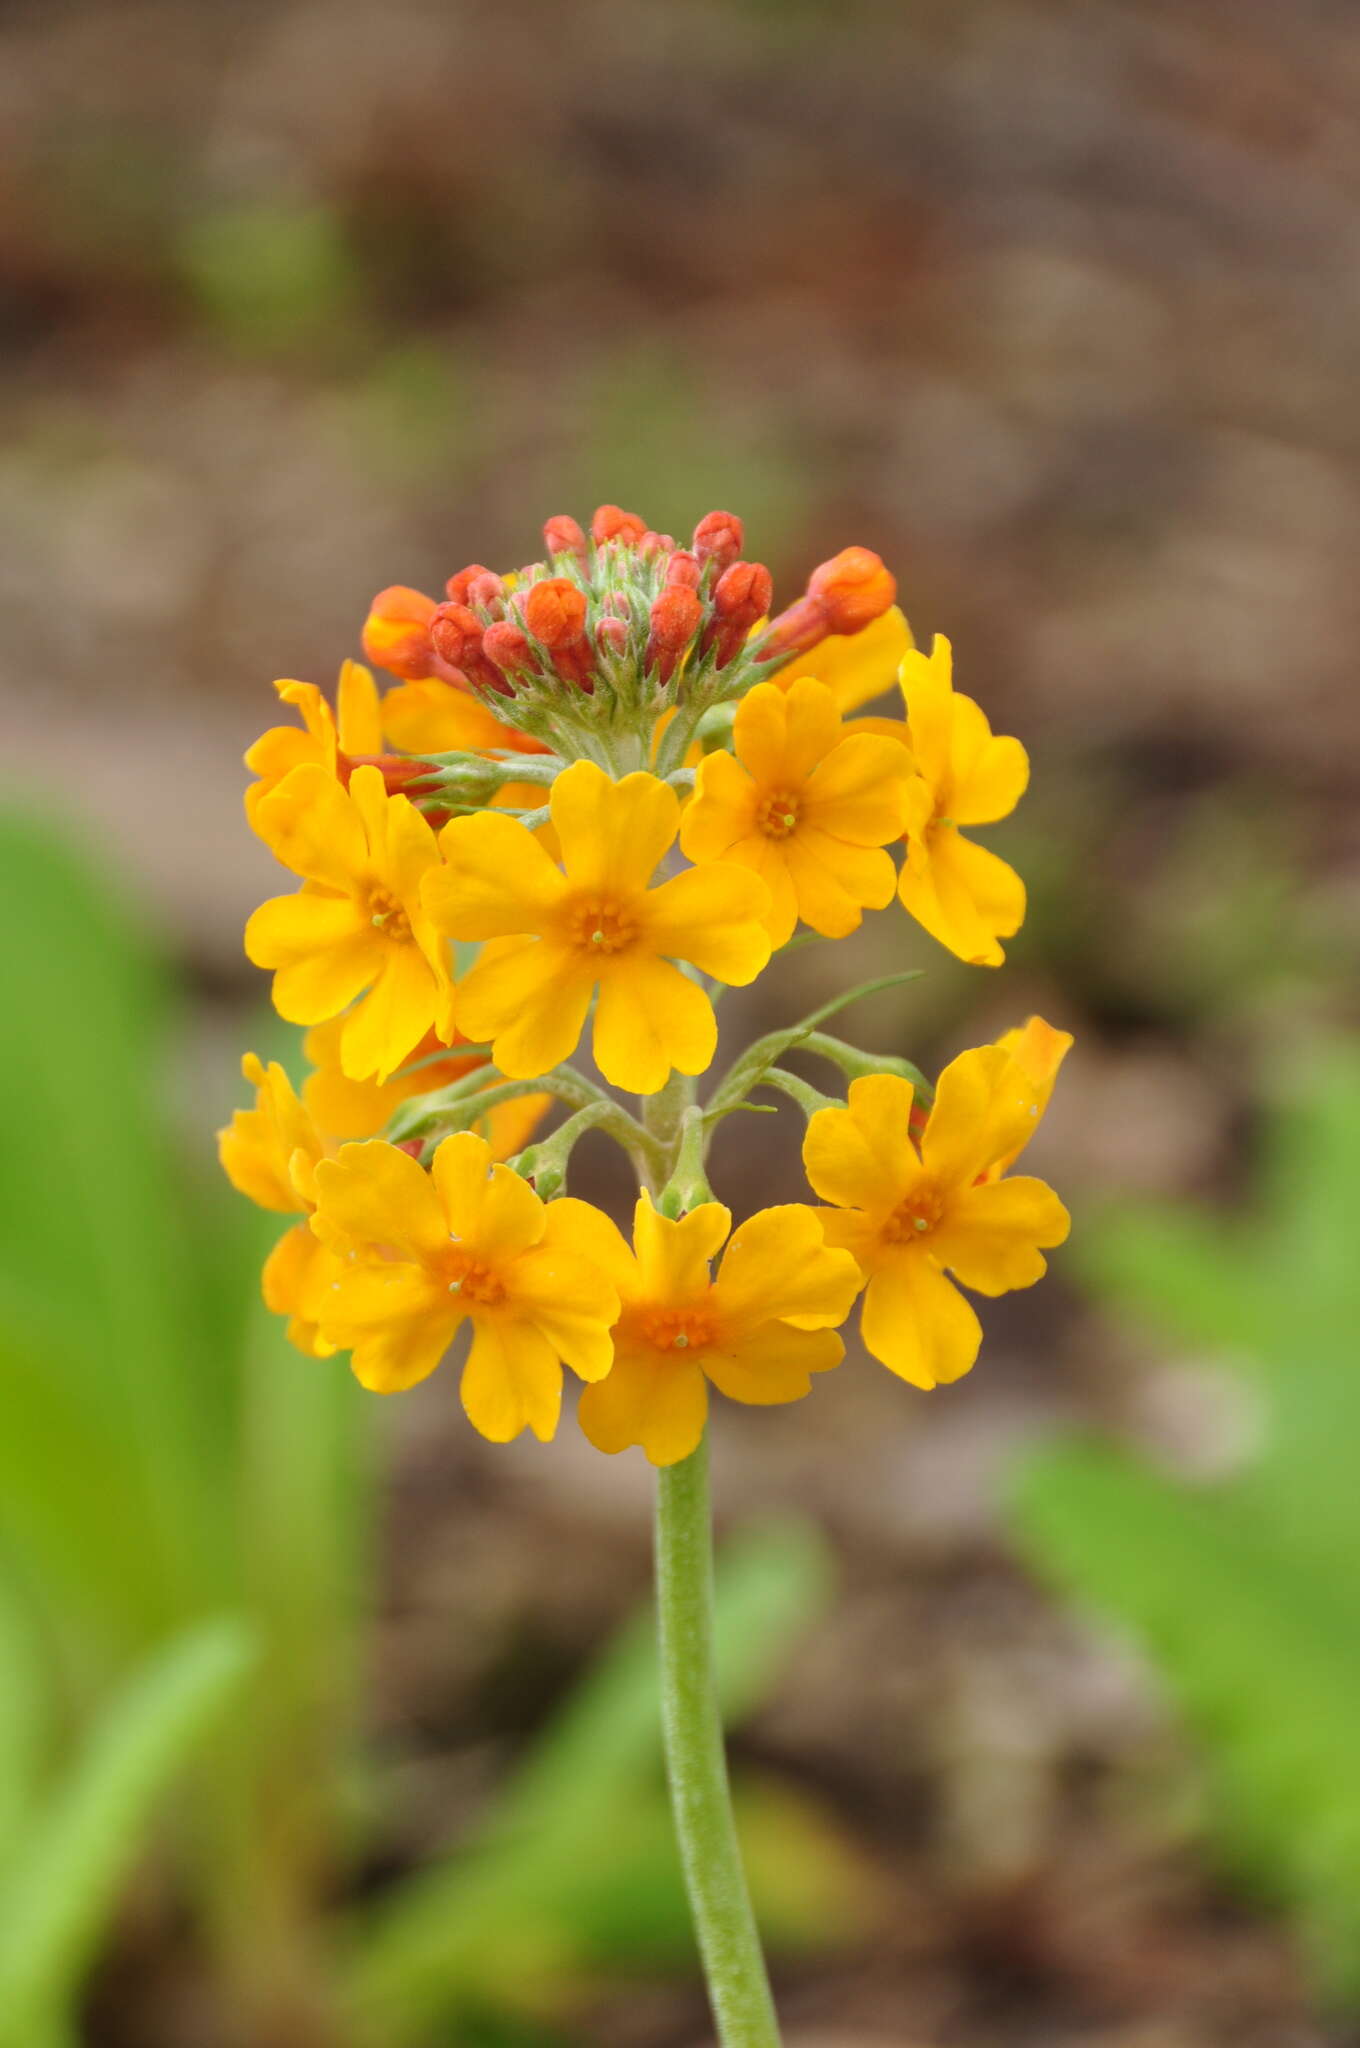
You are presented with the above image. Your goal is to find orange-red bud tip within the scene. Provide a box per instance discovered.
[693,510,744,572]
[361,585,438,680]
[713,560,773,620]
[445,563,495,605]
[543,514,588,561]
[481,622,532,685]
[666,549,702,590]
[591,504,647,546]
[524,577,588,649]
[806,546,896,635]
[596,616,629,658]
[647,585,703,683]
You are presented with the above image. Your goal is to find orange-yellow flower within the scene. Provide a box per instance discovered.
[217,1053,343,1357]
[803,1043,1070,1391]
[679,677,914,946]
[879,635,1029,966]
[560,1193,861,1466]
[246,763,455,1083]
[423,762,772,1093]
[244,661,383,830]
[309,1132,619,1441]
[301,1016,548,1158]
[769,605,914,714]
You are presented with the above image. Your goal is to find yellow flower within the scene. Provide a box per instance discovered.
[309,1132,620,1441]
[560,1192,862,1466]
[679,677,914,946]
[301,1017,549,1158]
[802,1043,1070,1391]
[246,763,455,1084]
[217,1053,343,1357]
[768,606,914,714]
[244,661,383,830]
[987,1015,1072,1178]
[878,635,1029,967]
[423,761,772,1093]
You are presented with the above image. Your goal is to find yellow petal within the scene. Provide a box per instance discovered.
[632,1191,732,1305]
[552,762,679,894]
[802,1075,918,1215]
[771,606,914,713]
[456,940,595,1079]
[714,1205,862,1333]
[311,1139,448,1262]
[988,1016,1073,1176]
[321,1265,459,1393]
[592,955,717,1094]
[782,829,896,938]
[577,1343,709,1466]
[734,678,839,787]
[382,678,525,755]
[702,1322,843,1405]
[644,863,772,984]
[947,699,1029,826]
[678,749,759,863]
[898,636,955,795]
[427,811,567,939]
[922,1045,1041,1189]
[245,888,367,968]
[339,940,441,1082]
[859,1250,982,1389]
[253,763,368,890]
[461,1318,562,1443]
[931,1175,1070,1294]
[336,659,384,757]
[541,1198,640,1300]
[803,734,914,845]
[261,1221,341,1357]
[898,826,1024,967]
[510,1244,619,1382]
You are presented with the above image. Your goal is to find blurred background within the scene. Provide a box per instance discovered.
[2,2,1359,2043]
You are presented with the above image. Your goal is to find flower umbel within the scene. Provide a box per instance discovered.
[424,760,771,1092]
[803,1041,1070,1389]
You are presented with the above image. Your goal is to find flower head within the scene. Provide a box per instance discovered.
[680,676,915,946]
[217,1053,342,1357]
[558,1193,861,1466]
[244,661,383,830]
[887,635,1029,966]
[309,1132,619,1441]
[803,1040,1070,1390]
[245,763,455,1083]
[423,761,771,1093]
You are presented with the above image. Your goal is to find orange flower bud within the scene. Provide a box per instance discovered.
[361,585,438,680]
[480,622,531,691]
[806,546,896,635]
[543,514,588,561]
[596,615,629,658]
[704,560,773,667]
[445,563,496,604]
[591,504,647,546]
[524,577,588,650]
[761,595,828,661]
[693,510,743,572]
[646,585,703,682]
[465,572,505,611]
[666,549,702,590]
[428,601,506,694]
[639,529,675,560]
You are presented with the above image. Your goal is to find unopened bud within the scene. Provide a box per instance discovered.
[638,529,675,560]
[596,615,629,658]
[761,595,828,661]
[428,602,504,693]
[646,586,703,682]
[480,622,532,690]
[693,510,743,573]
[465,572,505,611]
[807,546,896,634]
[361,586,438,680]
[704,560,773,668]
[543,514,588,561]
[524,577,588,649]
[591,503,647,546]
[445,563,496,605]
[665,550,702,590]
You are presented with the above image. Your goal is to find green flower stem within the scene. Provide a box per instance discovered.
[655,1434,782,2048]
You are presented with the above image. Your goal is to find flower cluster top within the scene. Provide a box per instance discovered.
[222,504,1070,1464]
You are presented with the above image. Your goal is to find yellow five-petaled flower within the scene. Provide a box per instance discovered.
[309,1131,620,1443]
[423,760,772,1094]
[560,1192,863,1466]
[802,1036,1071,1390]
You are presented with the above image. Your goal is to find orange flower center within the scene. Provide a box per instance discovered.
[366,883,412,944]
[441,1246,506,1306]
[880,1184,944,1245]
[566,895,639,955]
[640,1305,714,1354]
[755,788,802,839]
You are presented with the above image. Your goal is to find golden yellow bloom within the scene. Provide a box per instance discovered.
[679,677,914,946]
[886,635,1029,966]
[423,762,772,1093]
[802,1044,1070,1391]
[301,1017,548,1158]
[244,661,383,830]
[768,606,914,714]
[217,1053,343,1357]
[246,764,455,1085]
[559,1193,861,1466]
[309,1132,620,1441]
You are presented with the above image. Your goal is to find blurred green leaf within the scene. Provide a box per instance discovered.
[179,202,362,356]
[0,1584,47,1880]
[1013,1048,1360,2000]
[0,1620,254,2045]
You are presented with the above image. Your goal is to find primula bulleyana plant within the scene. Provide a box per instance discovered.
[221,502,1070,2045]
